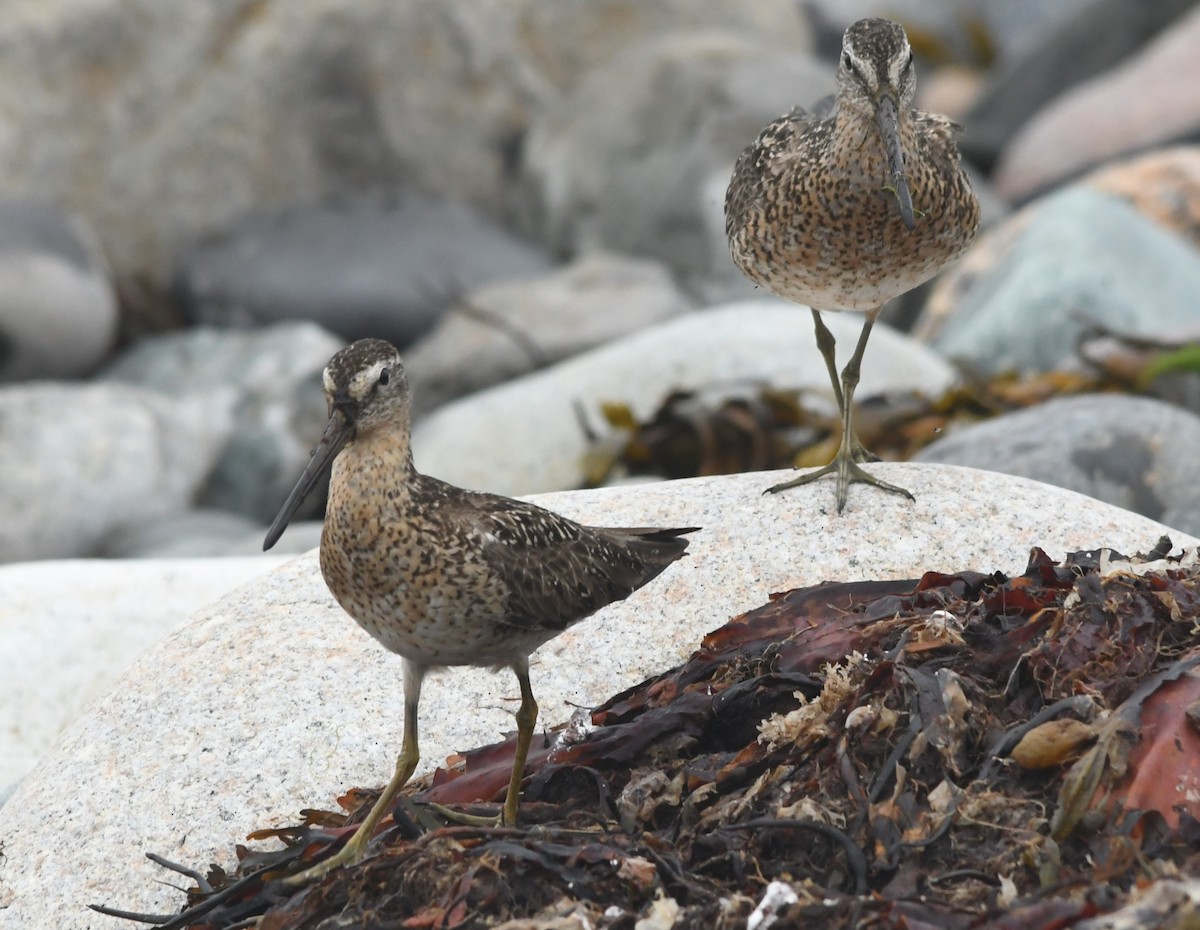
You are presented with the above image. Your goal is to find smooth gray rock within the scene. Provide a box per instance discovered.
[0,383,232,563]
[518,30,834,294]
[0,201,117,382]
[173,196,551,347]
[405,252,696,418]
[960,0,1193,172]
[922,187,1200,375]
[914,394,1200,535]
[994,4,1200,200]
[1,466,1194,927]
[411,299,959,495]
[99,509,260,559]
[0,555,290,793]
[0,1,810,284]
[100,510,321,559]
[100,323,343,523]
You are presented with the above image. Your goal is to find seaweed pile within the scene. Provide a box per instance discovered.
[95,540,1200,929]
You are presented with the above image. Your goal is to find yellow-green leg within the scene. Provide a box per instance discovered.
[502,658,538,827]
[430,657,538,828]
[284,659,426,886]
[809,309,880,465]
[810,307,846,412]
[768,307,914,512]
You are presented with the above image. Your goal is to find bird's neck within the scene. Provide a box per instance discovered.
[833,106,916,178]
[338,423,417,482]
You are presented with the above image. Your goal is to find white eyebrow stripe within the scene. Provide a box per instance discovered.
[888,46,911,85]
[347,359,390,399]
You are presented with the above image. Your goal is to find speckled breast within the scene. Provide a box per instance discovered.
[318,505,552,670]
[731,177,978,311]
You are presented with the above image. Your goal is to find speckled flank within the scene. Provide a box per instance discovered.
[313,338,695,673]
[725,17,980,311]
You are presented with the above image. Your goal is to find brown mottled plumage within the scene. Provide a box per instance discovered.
[726,17,979,512]
[264,338,696,883]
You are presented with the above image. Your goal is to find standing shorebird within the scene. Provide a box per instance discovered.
[264,338,696,883]
[726,17,979,512]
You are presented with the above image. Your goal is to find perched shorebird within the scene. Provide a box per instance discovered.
[726,17,979,512]
[264,338,696,883]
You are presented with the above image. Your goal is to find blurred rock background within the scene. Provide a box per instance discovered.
[1,0,1199,558]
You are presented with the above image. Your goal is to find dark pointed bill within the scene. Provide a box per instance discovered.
[263,408,353,551]
[875,93,915,230]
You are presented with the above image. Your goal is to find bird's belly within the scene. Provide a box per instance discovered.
[730,169,977,310]
[735,217,970,310]
[349,596,548,669]
[319,541,547,669]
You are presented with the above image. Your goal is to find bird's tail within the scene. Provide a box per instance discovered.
[608,525,699,571]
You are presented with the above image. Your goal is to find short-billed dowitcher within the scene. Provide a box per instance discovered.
[726,17,979,512]
[264,338,696,883]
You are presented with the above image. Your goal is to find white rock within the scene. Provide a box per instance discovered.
[0,383,234,562]
[405,252,696,418]
[100,510,323,559]
[0,465,1193,927]
[0,556,291,792]
[100,322,345,523]
[412,299,959,495]
[0,202,117,382]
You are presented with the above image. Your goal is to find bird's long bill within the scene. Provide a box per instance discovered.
[263,408,353,551]
[875,93,916,230]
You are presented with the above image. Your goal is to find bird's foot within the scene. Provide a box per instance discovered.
[282,828,373,886]
[766,450,913,514]
[427,801,513,828]
[846,433,881,464]
[765,460,839,496]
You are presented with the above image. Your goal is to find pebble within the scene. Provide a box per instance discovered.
[517,29,834,295]
[994,4,1200,201]
[100,510,322,560]
[1086,146,1200,249]
[959,0,1193,172]
[0,1,810,285]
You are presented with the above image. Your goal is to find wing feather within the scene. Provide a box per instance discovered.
[455,494,694,634]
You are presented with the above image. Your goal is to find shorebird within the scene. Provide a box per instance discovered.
[726,17,979,512]
[264,338,696,883]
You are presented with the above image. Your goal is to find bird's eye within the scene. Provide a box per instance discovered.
[841,51,865,84]
[902,50,914,74]
[379,368,391,386]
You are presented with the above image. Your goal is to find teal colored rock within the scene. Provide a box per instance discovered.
[930,187,1200,374]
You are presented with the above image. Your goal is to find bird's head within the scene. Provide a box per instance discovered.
[321,337,411,438]
[264,338,410,550]
[837,18,917,229]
